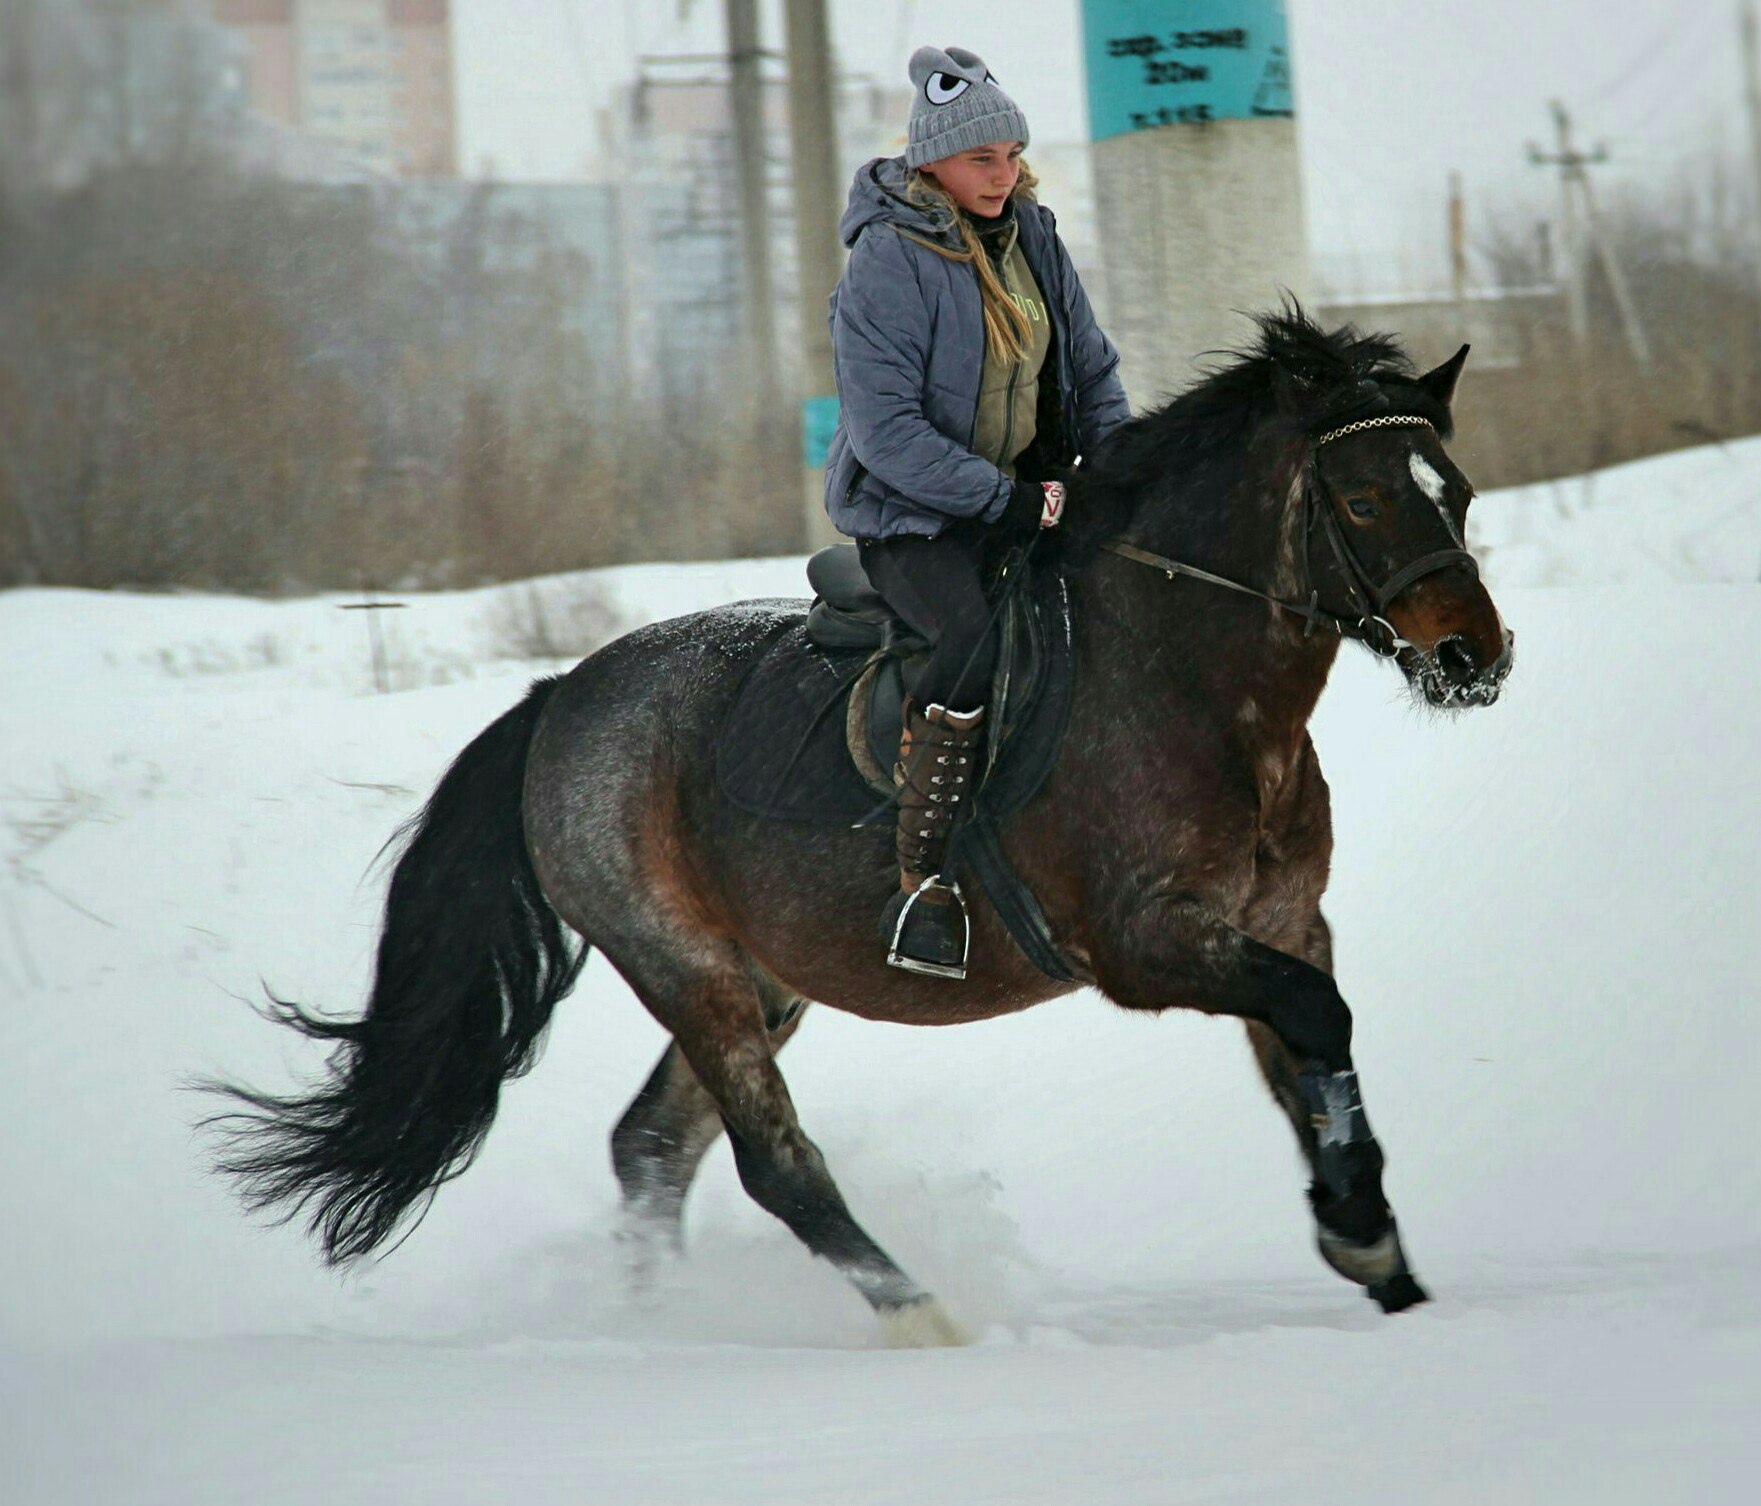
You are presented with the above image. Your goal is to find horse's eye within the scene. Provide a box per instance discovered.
[1345,496,1378,521]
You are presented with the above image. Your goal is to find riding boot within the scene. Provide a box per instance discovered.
[880,698,985,979]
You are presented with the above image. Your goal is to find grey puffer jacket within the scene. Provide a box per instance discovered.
[823,156,1131,540]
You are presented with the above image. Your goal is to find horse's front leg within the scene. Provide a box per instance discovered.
[1091,895,1427,1312]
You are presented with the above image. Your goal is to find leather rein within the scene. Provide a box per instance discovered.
[1100,414,1479,660]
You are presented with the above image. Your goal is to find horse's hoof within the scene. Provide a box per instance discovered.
[878,1296,970,1349]
[1316,1219,1430,1312]
[1368,1272,1430,1313]
[1315,1223,1406,1286]
[1316,1218,1428,1311]
[615,1209,684,1297]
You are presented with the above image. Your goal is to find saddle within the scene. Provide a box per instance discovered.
[716,544,1080,980]
[711,542,1070,979]
[718,544,1071,825]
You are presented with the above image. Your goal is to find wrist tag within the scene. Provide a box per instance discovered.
[1040,481,1067,528]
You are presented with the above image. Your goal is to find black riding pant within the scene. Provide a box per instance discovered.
[857,531,998,711]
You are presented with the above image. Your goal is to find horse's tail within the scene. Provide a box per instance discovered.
[205,675,585,1264]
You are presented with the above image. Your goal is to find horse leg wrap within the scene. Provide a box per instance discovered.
[1297,1069,1374,1203]
[1297,1069,1429,1312]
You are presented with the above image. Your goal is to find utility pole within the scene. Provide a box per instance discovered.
[1529,101,1594,348]
[783,0,843,549]
[1527,99,1651,366]
[1741,0,1761,316]
[725,0,778,411]
[1575,149,1652,367]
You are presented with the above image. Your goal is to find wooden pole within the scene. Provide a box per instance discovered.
[783,0,844,549]
[1448,170,1468,304]
[1575,165,1653,367]
[1741,0,1761,318]
[725,0,778,409]
[1549,101,1589,349]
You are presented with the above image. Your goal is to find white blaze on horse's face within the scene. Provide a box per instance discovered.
[1408,451,1464,547]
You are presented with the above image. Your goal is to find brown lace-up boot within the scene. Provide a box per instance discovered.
[880,697,986,978]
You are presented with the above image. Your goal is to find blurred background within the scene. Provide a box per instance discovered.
[1,0,1754,594]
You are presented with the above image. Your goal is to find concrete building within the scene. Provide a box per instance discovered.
[601,69,918,388]
[0,0,249,193]
[204,0,458,177]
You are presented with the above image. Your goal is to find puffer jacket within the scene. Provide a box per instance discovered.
[824,155,1131,540]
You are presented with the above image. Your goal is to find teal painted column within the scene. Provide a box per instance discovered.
[1082,2,1309,406]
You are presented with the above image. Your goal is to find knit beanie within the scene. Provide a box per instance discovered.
[904,46,1030,170]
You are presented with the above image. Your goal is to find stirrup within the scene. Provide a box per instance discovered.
[884,874,970,980]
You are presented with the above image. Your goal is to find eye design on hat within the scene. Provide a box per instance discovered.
[924,72,971,105]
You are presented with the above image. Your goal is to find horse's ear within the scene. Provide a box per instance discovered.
[1419,344,1470,410]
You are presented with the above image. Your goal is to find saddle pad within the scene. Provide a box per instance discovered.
[716,619,886,824]
[716,572,1076,827]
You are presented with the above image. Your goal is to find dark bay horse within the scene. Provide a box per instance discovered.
[211,308,1513,1346]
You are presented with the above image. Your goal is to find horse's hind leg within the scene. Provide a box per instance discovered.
[610,989,806,1255]
[1243,910,1427,1312]
[614,945,963,1347]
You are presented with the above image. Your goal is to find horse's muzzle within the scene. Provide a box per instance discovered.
[1410,626,1515,708]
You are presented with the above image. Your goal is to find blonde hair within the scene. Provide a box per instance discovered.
[901,160,1040,365]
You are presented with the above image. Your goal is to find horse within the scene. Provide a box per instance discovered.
[208,305,1513,1346]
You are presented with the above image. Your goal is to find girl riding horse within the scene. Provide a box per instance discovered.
[823,45,1131,976]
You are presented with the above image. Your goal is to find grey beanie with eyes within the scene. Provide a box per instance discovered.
[904,46,1030,170]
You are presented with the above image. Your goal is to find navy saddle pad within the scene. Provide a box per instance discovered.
[715,546,1075,826]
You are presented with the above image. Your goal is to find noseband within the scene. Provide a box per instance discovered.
[1102,414,1479,659]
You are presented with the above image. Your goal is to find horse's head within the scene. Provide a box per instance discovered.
[1294,344,1514,709]
[1063,304,1514,709]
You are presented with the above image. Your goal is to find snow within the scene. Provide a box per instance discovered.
[4,444,1759,1503]
[1468,433,1761,586]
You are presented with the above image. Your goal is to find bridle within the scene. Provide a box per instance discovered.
[1100,414,1480,660]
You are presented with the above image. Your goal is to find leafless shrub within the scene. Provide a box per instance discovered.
[1452,166,1761,490]
[484,578,626,663]
[0,159,803,594]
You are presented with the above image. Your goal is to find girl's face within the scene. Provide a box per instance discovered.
[920,141,1024,218]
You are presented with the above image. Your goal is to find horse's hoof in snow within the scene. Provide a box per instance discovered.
[1317,1218,1422,1310]
[878,1297,970,1349]
[1316,1223,1404,1284]
[1317,1219,1427,1311]
[615,1211,683,1297]
[1369,1272,1430,1313]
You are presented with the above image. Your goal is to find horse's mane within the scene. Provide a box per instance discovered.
[1053,297,1455,569]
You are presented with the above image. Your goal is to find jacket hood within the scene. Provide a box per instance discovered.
[838,155,959,247]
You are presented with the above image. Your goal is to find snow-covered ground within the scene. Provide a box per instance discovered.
[4,443,1758,1504]
[1469,432,1761,586]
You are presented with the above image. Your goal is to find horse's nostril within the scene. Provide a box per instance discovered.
[1436,635,1478,684]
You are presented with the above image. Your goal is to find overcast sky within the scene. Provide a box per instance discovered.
[452,0,1745,290]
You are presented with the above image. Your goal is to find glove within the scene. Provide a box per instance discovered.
[1000,479,1048,540]
[999,479,1067,540]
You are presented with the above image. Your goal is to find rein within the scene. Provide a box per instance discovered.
[1099,415,1478,660]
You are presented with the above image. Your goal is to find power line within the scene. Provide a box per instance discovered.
[1584,6,1716,107]
[1588,9,1728,140]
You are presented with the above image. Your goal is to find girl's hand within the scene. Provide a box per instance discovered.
[1002,480,1067,538]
